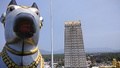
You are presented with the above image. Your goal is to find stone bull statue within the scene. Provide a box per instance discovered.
[0,0,44,68]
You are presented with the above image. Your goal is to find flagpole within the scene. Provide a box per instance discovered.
[50,0,54,68]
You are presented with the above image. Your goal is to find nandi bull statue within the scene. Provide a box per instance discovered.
[0,0,44,68]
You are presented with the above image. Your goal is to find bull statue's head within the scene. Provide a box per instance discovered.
[0,0,43,44]
[0,0,44,67]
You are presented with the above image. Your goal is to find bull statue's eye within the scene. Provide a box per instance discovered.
[35,11,39,15]
[9,6,15,11]
[6,6,16,14]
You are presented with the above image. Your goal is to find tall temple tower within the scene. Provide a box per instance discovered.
[64,20,87,68]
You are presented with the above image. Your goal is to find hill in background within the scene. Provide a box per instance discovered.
[40,48,120,54]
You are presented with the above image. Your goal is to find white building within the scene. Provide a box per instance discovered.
[44,62,51,68]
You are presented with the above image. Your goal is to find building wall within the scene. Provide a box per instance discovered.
[64,20,87,68]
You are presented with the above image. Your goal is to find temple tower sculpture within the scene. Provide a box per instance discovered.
[64,20,87,68]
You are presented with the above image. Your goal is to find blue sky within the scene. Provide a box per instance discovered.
[0,0,120,51]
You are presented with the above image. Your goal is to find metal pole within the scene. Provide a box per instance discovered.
[50,0,54,68]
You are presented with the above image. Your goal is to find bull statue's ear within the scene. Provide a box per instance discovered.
[9,0,17,6]
[39,17,43,29]
[32,2,39,9]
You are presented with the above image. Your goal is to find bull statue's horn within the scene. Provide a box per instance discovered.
[32,2,39,9]
[9,0,17,6]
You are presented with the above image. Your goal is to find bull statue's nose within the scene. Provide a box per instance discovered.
[13,13,36,39]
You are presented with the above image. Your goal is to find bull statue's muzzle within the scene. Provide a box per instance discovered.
[13,13,36,39]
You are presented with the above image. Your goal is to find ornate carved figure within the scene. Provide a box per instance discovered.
[0,0,44,68]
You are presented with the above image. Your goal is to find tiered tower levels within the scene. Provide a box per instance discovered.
[64,20,87,68]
